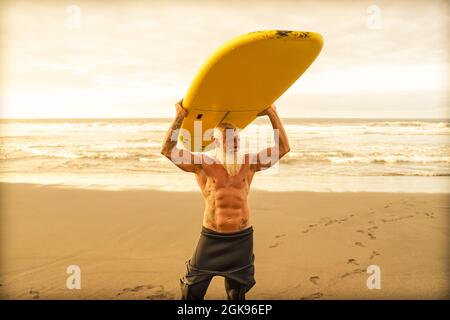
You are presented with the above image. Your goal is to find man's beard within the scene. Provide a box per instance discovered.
[215,149,243,176]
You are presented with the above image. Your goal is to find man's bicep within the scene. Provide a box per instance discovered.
[165,148,201,173]
[248,147,279,172]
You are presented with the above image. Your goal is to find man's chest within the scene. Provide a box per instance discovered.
[201,164,254,189]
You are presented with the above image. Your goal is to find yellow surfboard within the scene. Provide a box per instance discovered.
[180,30,323,152]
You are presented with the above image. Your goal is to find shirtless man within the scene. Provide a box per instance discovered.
[160,100,290,300]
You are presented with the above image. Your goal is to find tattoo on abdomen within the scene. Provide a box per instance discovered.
[209,209,216,228]
[239,218,247,229]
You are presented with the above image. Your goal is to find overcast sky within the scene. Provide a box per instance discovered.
[1,0,448,118]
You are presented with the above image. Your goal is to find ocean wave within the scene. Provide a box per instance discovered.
[274,122,450,136]
[1,149,164,161]
[281,153,450,165]
[3,120,449,141]
[377,172,450,177]
[365,121,450,128]
[329,154,450,164]
[3,146,449,165]
[360,128,450,135]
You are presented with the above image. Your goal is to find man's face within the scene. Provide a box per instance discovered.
[217,128,240,153]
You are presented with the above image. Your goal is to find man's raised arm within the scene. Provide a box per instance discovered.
[249,104,291,172]
[160,100,202,173]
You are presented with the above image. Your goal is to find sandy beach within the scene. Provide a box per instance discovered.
[0,182,448,300]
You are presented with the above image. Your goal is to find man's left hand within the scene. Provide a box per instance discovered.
[257,104,277,117]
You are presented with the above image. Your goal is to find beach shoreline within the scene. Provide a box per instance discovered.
[0,182,449,299]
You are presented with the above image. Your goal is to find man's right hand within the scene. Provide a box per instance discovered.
[175,100,188,118]
[257,104,277,117]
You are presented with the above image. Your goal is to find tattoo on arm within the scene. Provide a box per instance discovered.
[161,114,184,156]
[160,114,202,172]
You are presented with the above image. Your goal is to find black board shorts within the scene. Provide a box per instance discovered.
[181,225,256,292]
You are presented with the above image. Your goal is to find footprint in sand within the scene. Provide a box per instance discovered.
[384,203,392,209]
[118,285,149,295]
[269,242,279,248]
[302,224,318,233]
[146,286,174,300]
[301,292,323,300]
[324,219,340,226]
[341,268,366,278]
[29,289,40,299]
[117,285,151,295]
[322,218,347,225]
[354,242,364,247]
[426,212,435,218]
[356,226,378,239]
[381,215,414,223]
[274,234,286,239]
[347,258,359,265]
[117,284,174,300]
[303,215,350,234]
[370,250,381,260]
[415,211,435,219]
[309,276,320,285]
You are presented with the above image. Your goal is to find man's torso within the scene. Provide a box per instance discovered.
[195,157,255,233]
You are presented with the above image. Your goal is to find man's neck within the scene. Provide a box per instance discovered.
[214,149,243,176]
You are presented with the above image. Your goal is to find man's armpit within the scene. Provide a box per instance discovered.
[201,154,216,166]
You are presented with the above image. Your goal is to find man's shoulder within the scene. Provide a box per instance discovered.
[198,153,217,165]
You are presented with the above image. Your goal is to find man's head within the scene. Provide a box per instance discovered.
[213,122,240,153]
[213,122,242,176]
